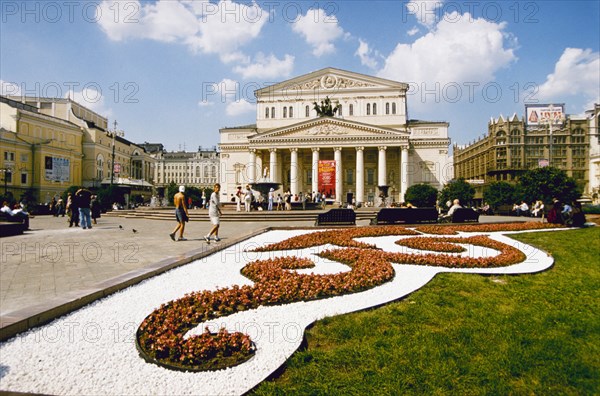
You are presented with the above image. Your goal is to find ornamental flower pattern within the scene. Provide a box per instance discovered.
[136,222,560,371]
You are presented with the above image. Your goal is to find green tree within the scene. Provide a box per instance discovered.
[439,178,476,207]
[517,167,582,204]
[404,183,438,207]
[483,181,517,210]
[166,182,178,205]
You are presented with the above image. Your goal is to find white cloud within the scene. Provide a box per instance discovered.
[233,53,294,80]
[378,12,516,87]
[198,100,214,107]
[406,0,445,29]
[355,39,379,69]
[538,48,600,108]
[97,0,269,63]
[291,9,344,56]
[407,27,420,36]
[226,99,254,116]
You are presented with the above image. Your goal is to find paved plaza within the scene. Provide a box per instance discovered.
[0,211,537,339]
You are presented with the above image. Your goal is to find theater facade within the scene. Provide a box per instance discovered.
[219,68,451,205]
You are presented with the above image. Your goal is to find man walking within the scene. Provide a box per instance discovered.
[170,185,189,241]
[204,183,222,243]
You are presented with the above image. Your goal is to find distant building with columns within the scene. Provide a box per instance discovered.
[219,68,451,205]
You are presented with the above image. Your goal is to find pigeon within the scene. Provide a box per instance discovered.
[132,229,138,233]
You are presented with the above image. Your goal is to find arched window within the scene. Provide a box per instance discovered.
[349,104,354,116]
[385,103,390,115]
[271,107,275,118]
[196,166,200,177]
[289,106,293,118]
[265,107,269,118]
[283,107,287,118]
[366,103,371,115]
[392,103,396,114]
[338,105,342,116]
[204,166,209,178]
[96,154,104,180]
[373,103,377,115]
[212,166,216,177]
[305,105,310,117]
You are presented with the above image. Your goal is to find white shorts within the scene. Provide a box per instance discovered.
[210,216,220,225]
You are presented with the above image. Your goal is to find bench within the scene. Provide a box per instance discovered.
[315,208,356,226]
[371,207,439,225]
[0,222,27,237]
[451,208,480,223]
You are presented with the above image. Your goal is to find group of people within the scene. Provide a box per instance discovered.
[1,201,30,229]
[546,199,586,227]
[170,183,222,243]
[63,188,101,229]
[232,187,329,212]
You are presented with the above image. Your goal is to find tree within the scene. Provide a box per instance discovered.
[483,181,517,210]
[166,182,178,205]
[439,178,476,208]
[404,184,438,207]
[517,167,582,204]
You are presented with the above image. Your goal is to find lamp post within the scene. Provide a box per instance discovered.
[107,120,125,189]
[1,167,11,195]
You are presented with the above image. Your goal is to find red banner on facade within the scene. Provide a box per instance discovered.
[318,160,336,198]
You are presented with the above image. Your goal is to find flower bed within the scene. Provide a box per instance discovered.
[136,223,541,372]
[415,222,563,235]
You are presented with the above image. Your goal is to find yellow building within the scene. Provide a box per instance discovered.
[0,96,83,203]
[454,105,592,203]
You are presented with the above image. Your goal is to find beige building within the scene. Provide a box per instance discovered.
[149,146,219,194]
[1,96,84,203]
[454,105,595,202]
[219,68,451,205]
[588,104,600,202]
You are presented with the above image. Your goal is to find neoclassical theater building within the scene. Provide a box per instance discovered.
[219,68,451,205]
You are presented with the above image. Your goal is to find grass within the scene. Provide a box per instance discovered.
[251,227,600,395]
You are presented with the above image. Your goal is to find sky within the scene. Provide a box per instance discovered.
[1,0,599,152]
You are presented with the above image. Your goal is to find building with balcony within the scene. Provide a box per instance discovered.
[453,104,596,202]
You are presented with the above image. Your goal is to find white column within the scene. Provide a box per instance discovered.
[248,149,256,184]
[400,146,409,202]
[334,147,342,204]
[311,147,320,194]
[290,148,299,195]
[355,147,364,205]
[269,148,278,183]
[378,146,387,186]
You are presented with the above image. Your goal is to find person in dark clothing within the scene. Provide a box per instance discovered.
[76,188,93,229]
[67,192,79,227]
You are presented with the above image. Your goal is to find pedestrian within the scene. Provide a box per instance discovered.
[204,183,222,243]
[170,185,189,241]
[76,188,93,229]
[235,186,242,212]
[91,195,101,224]
[66,192,79,227]
[268,188,274,211]
[244,185,253,212]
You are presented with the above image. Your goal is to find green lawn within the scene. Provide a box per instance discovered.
[251,227,600,395]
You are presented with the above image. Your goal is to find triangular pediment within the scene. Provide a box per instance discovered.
[256,67,408,97]
[249,117,408,143]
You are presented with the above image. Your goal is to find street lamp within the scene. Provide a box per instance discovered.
[0,167,12,195]
[107,120,125,189]
[540,104,566,167]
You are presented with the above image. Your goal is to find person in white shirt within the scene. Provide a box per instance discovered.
[204,183,222,243]
[1,201,29,229]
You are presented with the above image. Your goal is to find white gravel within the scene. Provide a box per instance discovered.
[0,228,557,395]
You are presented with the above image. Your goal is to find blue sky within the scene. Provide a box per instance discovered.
[1,0,599,152]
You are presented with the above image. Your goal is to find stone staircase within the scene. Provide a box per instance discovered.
[103,206,379,223]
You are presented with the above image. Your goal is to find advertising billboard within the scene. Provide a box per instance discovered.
[525,104,565,127]
[44,156,70,182]
[318,160,336,198]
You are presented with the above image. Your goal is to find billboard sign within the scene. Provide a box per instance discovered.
[538,159,549,168]
[318,160,335,198]
[526,104,565,127]
[44,156,70,182]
